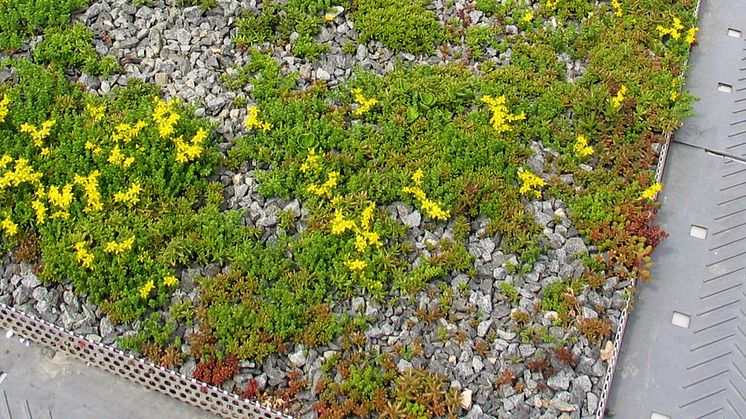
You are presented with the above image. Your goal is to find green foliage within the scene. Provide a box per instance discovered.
[393,261,445,295]
[351,0,446,54]
[0,60,222,323]
[0,0,90,51]
[540,278,584,323]
[465,25,501,59]
[498,281,520,303]
[175,0,216,10]
[234,0,339,60]
[34,23,119,76]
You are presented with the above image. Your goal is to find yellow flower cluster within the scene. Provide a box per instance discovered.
[308,171,340,197]
[244,105,272,132]
[139,279,154,299]
[173,127,207,163]
[0,157,43,190]
[611,0,622,16]
[73,171,103,212]
[32,200,47,224]
[104,236,135,255]
[153,98,180,138]
[656,17,684,40]
[300,148,321,174]
[521,11,534,22]
[611,85,627,109]
[84,140,103,156]
[481,95,525,134]
[641,182,663,200]
[544,0,557,11]
[331,204,381,252]
[112,121,147,143]
[114,182,143,207]
[163,275,179,287]
[345,259,368,272]
[573,135,594,157]
[331,210,356,234]
[48,183,74,220]
[518,168,545,197]
[0,94,9,123]
[108,145,135,169]
[402,169,449,221]
[1,217,17,236]
[685,27,698,45]
[86,103,106,123]
[351,88,378,116]
[20,120,55,156]
[74,241,94,270]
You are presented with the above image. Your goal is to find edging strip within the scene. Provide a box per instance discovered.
[0,304,290,419]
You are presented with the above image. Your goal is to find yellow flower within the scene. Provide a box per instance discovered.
[641,182,663,200]
[355,234,368,252]
[518,168,545,197]
[108,145,135,169]
[521,11,534,22]
[48,184,74,209]
[300,148,321,174]
[331,210,357,235]
[362,230,380,247]
[351,88,378,116]
[0,158,43,191]
[307,171,340,197]
[611,0,622,16]
[411,169,424,186]
[345,259,368,272]
[113,182,143,207]
[32,200,47,224]
[360,203,375,231]
[73,241,94,270]
[73,171,103,212]
[84,141,102,156]
[573,135,594,157]
[481,95,525,134]
[656,17,684,40]
[112,121,147,143]
[245,105,272,131]
[139,279,155,299]
[173,127,207,163]
[611,85,627,109]
[0,94,9,123]
[86,103,106,123]
[1,217,17,236]
[104,236,135,255]
[152,98,180,138]
[544,0,557,11]
[685,27,699,45]
[164,275,179,287]
[20,120,55,152]
[50,211,69,220]
[403,171,449,221]
[0,155,12,169]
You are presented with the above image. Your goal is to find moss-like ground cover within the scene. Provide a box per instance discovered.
[0,0,697,416]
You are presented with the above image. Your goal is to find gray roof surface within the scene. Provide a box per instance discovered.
[0,336,216,419]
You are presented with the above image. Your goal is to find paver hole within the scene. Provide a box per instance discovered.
[718,83,733,93]
[690,225,708,239]
[651,412,671,419]
[671,311,691,328]
[728,28,742,38]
